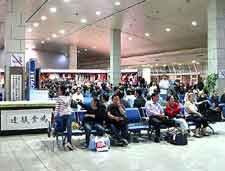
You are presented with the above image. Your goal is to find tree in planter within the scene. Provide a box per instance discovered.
[204,73,219,95]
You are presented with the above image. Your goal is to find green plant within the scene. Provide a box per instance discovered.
[204,73,219,95]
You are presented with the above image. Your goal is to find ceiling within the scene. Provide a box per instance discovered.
[0,0,207,66]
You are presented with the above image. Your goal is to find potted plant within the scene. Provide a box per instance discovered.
[204,73,219,95]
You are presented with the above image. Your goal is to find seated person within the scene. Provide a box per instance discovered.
[134,88,146,117]
[145,93,175,143]
[55,86,74,151]
[196,90,210,114]
[184,93,209,137]
[125,88,136,107]
[118,91,131,108]
[211,90,220,109]
[219,89,225,118]
[107,95,129,144]
[165,96,189,133]
[83,97,107,147]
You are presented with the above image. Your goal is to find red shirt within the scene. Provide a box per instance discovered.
[165,102,181,119]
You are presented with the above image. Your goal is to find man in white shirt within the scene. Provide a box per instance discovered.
[159,75,170,101]
[145,93,175,143]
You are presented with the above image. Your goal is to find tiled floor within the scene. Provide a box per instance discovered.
[0,122,225,171]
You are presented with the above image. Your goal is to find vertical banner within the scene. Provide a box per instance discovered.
[26,58,37,100]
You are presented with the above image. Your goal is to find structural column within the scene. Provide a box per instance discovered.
[4,0,26,100]
[110,29,121,86]
[68,45,78,70]
[208,0,225,93]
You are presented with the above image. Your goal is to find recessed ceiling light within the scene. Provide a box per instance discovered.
[128,37,132,41]
[192,60,196,64]
[192,21,198,26]
[163,64,167,67]
[115,1,121,6]
[50,7,57,13]
[63,0,71,2]
[33,22,39,27]
[196,62,200,65]
[155,64,158,66]
[52,34,57,38]
[47,37,51,41]
[27,28,32,32]
[41,41,45,44]
[80,18,87,23]
[59,30,65,34]
[96,11,101,16]
[145,32,150,37]
[165,28,171,32]
[84,48,88,51]
[41,16,47,21]
[179,63,182,66]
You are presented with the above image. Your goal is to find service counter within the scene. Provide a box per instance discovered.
[0,100,56,135]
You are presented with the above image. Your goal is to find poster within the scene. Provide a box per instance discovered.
[10,74,22,101]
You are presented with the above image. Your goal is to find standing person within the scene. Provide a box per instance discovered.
[55,86,74,150]
[197,77,204,91]
[72,87,84,110]
[149,81,160,96]
[83,98,107,147]
[145,93,175,143]
[159,75,170,101]
[107,95,129,144]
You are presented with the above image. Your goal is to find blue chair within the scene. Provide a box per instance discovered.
[125,108,149,133]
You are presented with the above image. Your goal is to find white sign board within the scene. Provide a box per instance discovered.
[10,54,24,67]
[29,90,49,101]
[1,108,53,131]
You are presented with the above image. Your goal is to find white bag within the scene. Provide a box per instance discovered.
[88,135,110,152]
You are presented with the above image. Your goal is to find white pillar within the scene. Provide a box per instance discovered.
[110,29,121,86]
[4,0,26,100]
[208,0,225,94]
[68,45,78,70]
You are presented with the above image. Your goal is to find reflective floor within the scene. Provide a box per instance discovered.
[0,122,225,171]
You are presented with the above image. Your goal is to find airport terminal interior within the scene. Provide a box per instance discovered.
[0,0,225,170]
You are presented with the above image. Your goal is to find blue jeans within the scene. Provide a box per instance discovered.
[84,122,105,145]
[61,115,72,144]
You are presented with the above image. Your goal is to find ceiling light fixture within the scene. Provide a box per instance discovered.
[84,48,88,51]
[192,21,198,26]
[41,16,47,21]
[27,28,32,32]
[80,18,87,23]
[63,0,71,2]
[52,34,57,38]
[59,30,65,34]
[33,22,39,27]
[50,7,57,13]
[145,32,150,37]
[165,28,171,32]
[192,60,196,64]
[47,37,51,41]
[115,1,121,6]
[96,11,101,16]
[128,37,132,41]
[41,41,45,44]
[196,62,200,65]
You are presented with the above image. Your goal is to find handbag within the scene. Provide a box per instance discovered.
[88,135,110,152]
[166,129,188,145]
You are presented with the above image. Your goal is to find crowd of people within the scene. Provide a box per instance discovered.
[54,75,225,151]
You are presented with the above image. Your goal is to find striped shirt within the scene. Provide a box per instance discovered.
[55,96,72,116]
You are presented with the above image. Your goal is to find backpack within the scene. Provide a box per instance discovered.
[88,135,110,152]
[166,129,188,145]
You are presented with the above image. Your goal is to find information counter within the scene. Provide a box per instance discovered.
[0,101,56,135]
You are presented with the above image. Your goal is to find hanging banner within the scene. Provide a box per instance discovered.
[10,54,24,67]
